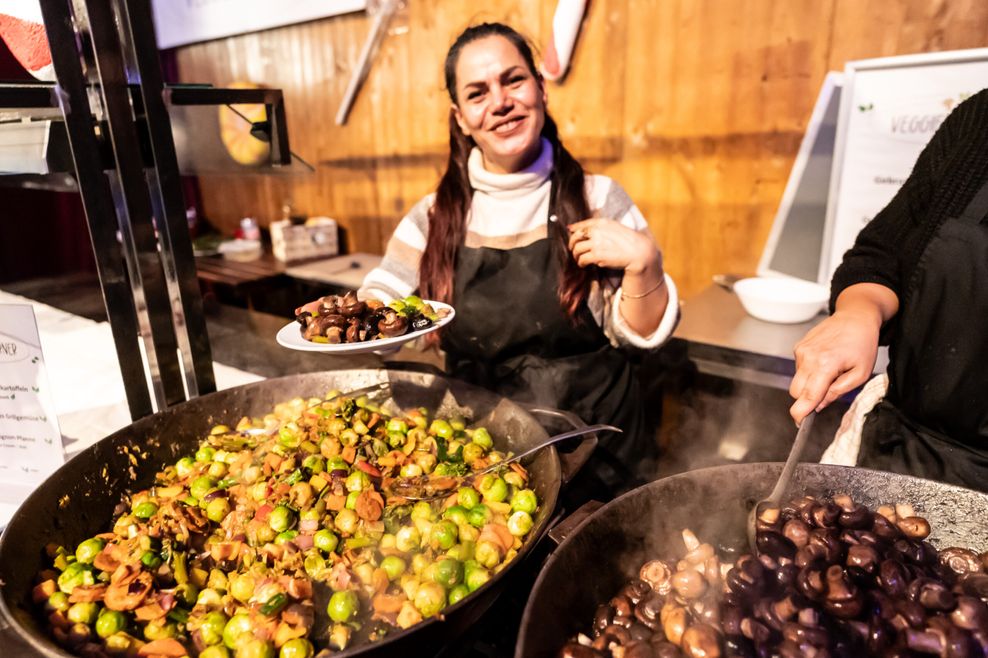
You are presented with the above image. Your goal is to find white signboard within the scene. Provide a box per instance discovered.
[152,0,367,49]
[0,304,65,527]
[822,49,988,282]
[759,72,842,285]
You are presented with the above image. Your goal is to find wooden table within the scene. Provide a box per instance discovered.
[194,252,289,310]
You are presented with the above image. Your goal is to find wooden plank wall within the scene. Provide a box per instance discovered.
[175,0,988,298]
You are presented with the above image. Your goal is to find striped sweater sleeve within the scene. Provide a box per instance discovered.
[358,195,433,302]
[585,176,680,350]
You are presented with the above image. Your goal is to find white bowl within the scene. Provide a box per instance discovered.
[733,276,829,324]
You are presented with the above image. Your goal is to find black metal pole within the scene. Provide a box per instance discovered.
[37,0,154,418]
[81,0,188,408]
[117,0,216,397]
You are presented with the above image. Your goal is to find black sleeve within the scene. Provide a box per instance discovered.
[827,90,977,342]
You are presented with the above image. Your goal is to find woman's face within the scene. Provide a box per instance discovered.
[452,35,547,174]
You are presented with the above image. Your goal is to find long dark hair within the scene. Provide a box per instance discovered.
[418,22,594,319]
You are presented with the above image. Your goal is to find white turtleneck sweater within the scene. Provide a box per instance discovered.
[359,138,679,349]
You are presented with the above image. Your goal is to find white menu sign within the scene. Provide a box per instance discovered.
[822,49,988,281]
[0,304,65,523]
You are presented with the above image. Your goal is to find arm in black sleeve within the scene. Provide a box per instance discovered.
[828,92,974,342]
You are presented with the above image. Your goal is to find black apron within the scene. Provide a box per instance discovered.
[440,221,654,499]
[858,178,988,490]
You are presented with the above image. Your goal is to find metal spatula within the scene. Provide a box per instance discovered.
[747,410,816,553]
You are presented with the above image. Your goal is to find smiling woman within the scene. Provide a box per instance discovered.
[349,22,682,500]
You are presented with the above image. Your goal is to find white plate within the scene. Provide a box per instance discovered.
[276,301,456,354]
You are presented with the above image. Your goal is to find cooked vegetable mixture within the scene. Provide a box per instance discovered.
[295,293,450,344]
[34,392,539,658]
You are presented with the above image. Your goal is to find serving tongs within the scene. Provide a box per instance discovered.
[747,410,816,554]
[383,423,619,502]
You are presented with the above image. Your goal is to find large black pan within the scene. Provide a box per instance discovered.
[0,368,596,657]
[515,462,988,657]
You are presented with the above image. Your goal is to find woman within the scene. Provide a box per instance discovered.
[359,23,679,496]
[790,88,988,490]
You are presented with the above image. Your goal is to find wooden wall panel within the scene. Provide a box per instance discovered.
[175,0,988,297]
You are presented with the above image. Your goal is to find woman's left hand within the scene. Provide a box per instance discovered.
[567,218,660,274]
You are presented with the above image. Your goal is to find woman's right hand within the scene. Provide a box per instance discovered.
[788,283,898,424]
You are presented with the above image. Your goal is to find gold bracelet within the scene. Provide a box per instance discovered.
[621,277,665,300]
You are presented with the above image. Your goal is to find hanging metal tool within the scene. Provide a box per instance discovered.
[335,0,400,126]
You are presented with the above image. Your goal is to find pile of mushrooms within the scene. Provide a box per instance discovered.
[559,495,988,658]
[296,291,411,344]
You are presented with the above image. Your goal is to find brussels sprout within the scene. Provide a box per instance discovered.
[380,555,407,581]
[334,509,359,536]
[223,613,254,649]
[448,584,470,606]
[229,574,255,603]
[278,424,301,449]
[429,419,454,440]
[430,521,458,551]
[237,638,275,658]
[144,620,178,640]
[314,529,339,554]
[443,505,469,527]
[386,418,408,434]
[206,497,232,523]
[413,581,446,617]
[475,540,502,569]
[327,590,359,623]
[510,489,538,514]
[462,443,485,464]
[200,646,232,658]
[196,445,216,462]
[249,482,268,502]
[268,505,295,533]
[175,456,196,477]
[279,638,315,658]
[477,475,508,503]
[433,558,463,589]
[470,427,493,450]
[467,504,492,528]
[57,562,95,594]
[275,530,299,545]
[465,565,491,592]
[255,523,277,545]
[74,537,105,565]
[326,457,349,473]
[457,487,481,510]
[199,610,229,646]
[132,500,159,520]
[68,622,92,644]
[190,476,217,501]
[197,587,223,609]
[411,553,431,575]
[345,470,371,493]
[207,461,228,479]
[46,591,70,613]
[399,463,423,478]
[345,491,360,510]
[503,470,526,489]
[411,501,435,522]
[67,601,100,625]
[446,541,475,562]
[394,526,421,552]
[302,455,325,474]
[507,511,534,537]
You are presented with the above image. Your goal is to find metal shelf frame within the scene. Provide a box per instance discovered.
[8,0,297,418]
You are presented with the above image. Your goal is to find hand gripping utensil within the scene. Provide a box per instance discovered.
[747,410,816,553]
